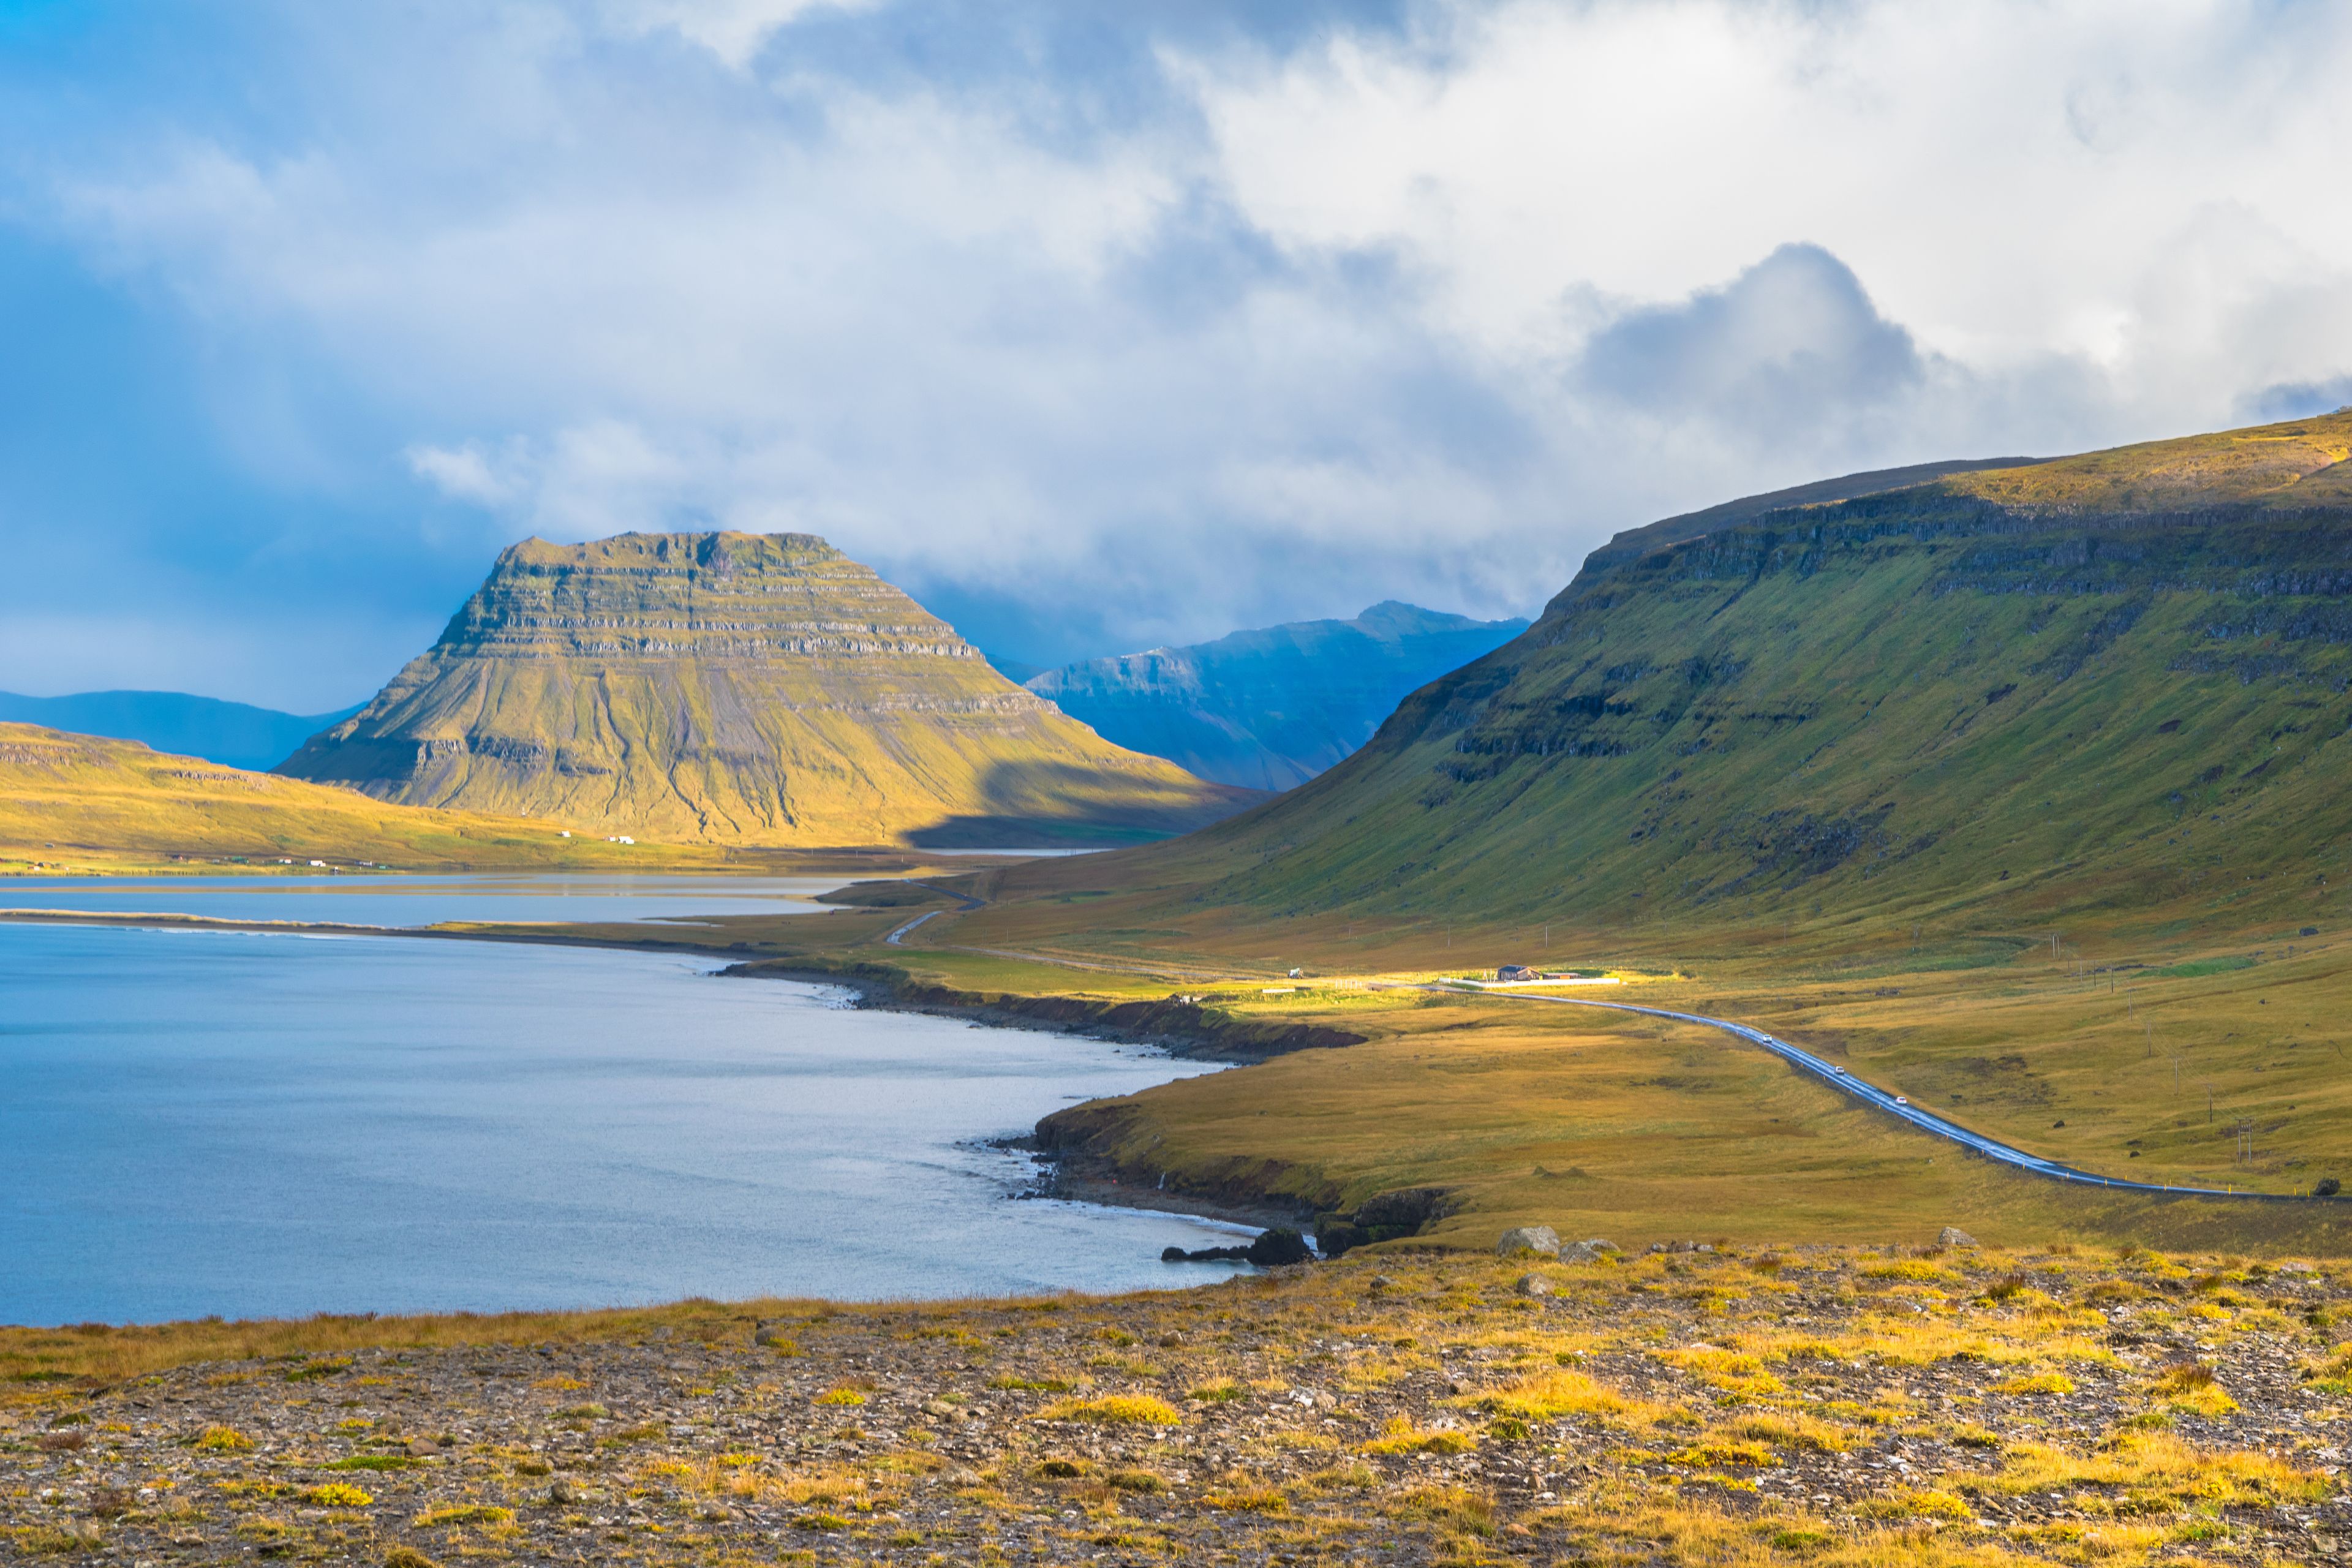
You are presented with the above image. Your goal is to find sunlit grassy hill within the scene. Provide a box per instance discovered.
[0,723,709,872]
[986,413,2352,951]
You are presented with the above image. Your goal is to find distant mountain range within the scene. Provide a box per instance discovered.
[275,531,1256,846]
[1023,602,1530,790]
[1059,412,2352,939]
[0,690,360,772]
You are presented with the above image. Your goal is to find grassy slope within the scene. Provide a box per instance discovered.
[823,414,2352,1239]
[999,412,2352,945]
[0,722,735,872]
[279,532,1256,847]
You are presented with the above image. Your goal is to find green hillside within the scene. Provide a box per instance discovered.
[989,412,2352,946]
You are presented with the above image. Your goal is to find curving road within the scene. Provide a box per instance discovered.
[1454,988,2306,1205]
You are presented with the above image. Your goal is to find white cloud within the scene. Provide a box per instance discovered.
[1186,0,2352,417]
[20,0,2352,673]
[405,442,520,507]
[598,0,881,68]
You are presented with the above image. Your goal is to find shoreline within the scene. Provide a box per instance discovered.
[0,905,1323,1239]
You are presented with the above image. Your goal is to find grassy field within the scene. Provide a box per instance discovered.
[5,1246,2344,1567]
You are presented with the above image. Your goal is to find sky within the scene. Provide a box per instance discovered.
[6,0,2352,710]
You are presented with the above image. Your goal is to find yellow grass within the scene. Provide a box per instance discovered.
[1036,1393,1182,1426]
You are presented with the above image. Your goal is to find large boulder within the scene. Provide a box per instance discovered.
[1162,1243,1250,1263]
[1248,1228,1314,1267]
[1313,1218,1368,1258]
[1496,1225,1562,1257]
[1937,1226,1980,1248]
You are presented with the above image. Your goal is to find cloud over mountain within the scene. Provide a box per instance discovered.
[4,1,2352,705]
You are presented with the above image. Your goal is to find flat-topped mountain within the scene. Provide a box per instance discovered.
[277,532,1254,846]
[1025,602,1529,790]
[1010,413,2352,941]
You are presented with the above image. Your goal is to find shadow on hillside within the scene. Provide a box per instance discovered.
[903,760,1269,849]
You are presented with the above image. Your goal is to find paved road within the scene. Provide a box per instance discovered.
[1456,988,2306,1205]
[884,910,943,946]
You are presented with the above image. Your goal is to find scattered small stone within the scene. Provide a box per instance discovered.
[9,1248,2342,1567]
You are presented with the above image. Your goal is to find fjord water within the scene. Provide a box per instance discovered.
[0,918,1247,1325]
[0,872,846,928]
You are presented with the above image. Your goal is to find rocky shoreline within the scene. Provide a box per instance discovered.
[712,956,1367,1239]
[718,956,1364,1066]
[1000,1141,1317,1235]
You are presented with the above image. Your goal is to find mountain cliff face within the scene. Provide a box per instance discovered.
[1025,603,1529,790]
[276,532,1254,846]
[1035,413,2352,938]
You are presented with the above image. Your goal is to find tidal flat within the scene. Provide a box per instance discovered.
[2,1246,2343,1567]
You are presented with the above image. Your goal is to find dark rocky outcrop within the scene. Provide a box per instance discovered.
[1160,1227,1313,1266]
[1314,1186,1463,1258]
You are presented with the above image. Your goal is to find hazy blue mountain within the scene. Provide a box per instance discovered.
[1025,601,1529,791]
[0,690,363,771]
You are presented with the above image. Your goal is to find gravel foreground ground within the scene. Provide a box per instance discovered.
[4,1245,2347,1567]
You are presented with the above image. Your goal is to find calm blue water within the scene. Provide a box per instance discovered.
[0,872,840,927]
[0,922,1247,1325]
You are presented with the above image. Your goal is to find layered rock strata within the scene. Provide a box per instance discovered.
[279,532,1253,845]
